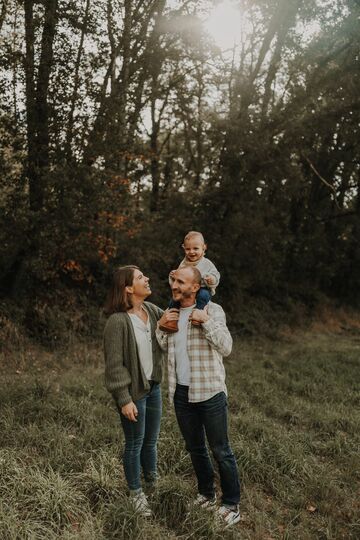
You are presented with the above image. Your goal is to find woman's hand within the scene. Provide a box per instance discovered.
[121,401,138,422]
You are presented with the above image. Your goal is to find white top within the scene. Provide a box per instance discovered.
[174,305,194,385]
[129,312,153,380]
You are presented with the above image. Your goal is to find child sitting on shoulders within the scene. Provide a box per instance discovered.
[159,230,220,333]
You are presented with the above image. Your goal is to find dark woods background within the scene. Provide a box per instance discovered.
[1,0,359,345]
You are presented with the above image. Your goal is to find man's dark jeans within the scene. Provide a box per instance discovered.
[174,384,240,506]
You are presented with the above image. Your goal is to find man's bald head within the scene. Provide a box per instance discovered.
[183,265,201,285]
[171,266,201,307]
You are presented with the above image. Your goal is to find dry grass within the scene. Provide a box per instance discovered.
[0,329,359,539]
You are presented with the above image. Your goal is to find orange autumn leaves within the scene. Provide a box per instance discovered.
[60,173,142,283]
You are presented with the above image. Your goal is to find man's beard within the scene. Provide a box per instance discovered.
[172,289,193,299]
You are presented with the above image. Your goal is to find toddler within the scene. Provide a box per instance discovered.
[159,231,220,333]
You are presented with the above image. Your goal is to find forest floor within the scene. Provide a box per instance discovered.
[0,330,359,539]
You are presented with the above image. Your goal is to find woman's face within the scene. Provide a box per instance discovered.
[130,269,151,299]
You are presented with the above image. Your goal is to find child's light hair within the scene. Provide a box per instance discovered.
[183,231,205,245]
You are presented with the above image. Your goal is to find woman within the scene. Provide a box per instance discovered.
[103,265,163,516]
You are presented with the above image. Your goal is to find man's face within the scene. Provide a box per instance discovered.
[171,267,200,306]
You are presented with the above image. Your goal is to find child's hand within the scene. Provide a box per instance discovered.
[204,275,216,285]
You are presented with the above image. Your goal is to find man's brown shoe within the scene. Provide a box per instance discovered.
[159,319,179,333]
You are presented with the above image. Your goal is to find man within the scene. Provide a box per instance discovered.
[156,266,241,528]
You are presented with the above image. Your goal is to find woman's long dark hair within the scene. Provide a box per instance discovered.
[103,265,139,316]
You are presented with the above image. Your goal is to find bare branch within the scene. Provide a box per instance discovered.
[304,156,341,210]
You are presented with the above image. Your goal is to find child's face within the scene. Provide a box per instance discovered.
[183,237,206,263]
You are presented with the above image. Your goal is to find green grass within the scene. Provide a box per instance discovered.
[0,333,359,539]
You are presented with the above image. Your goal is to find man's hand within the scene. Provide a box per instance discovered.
[158,308,179,328]
[204,275,216,285]
[121,401,138,422]
[191,307,210,325]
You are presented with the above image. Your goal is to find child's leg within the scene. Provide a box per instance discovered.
[196,288,211,310]
[169,299,181,309]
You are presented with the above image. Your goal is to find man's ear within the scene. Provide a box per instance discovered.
[193,283,201,293]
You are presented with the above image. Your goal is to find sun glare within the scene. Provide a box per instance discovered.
[204,1,244,50]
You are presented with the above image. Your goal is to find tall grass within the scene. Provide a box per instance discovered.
[0,332,359,539]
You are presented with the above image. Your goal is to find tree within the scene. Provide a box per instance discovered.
[0,0,359,339]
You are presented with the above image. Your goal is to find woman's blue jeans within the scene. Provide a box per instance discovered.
[119,382,162,492]
[174,384,240,506]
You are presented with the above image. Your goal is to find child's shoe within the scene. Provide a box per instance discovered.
[159,319,179,333]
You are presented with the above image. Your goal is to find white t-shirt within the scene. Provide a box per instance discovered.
[129,313,153,380]
[174,305,194,386]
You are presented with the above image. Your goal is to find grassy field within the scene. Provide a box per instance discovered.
[0,332,359,539]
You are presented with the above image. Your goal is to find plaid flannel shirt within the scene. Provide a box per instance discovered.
[155,302,233,403]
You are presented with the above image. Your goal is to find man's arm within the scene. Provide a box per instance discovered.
[155,309,179,351]
[155,325,169,350]
[194,303,232,357]
[155,309,177,350]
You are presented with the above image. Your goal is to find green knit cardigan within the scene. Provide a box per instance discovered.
[103,301,164,409]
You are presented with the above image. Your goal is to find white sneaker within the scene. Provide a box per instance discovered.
[193,493,217,509]
[217,505,240,528]
[131,491,151,517]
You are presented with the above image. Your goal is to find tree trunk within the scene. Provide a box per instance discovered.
[65,0,90,161]
[24,0,58,211]
[194,64,204,188]
[24,0,40,210]
[35,0,57,171]
[261,1,300,118]
[0,0,9,33]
